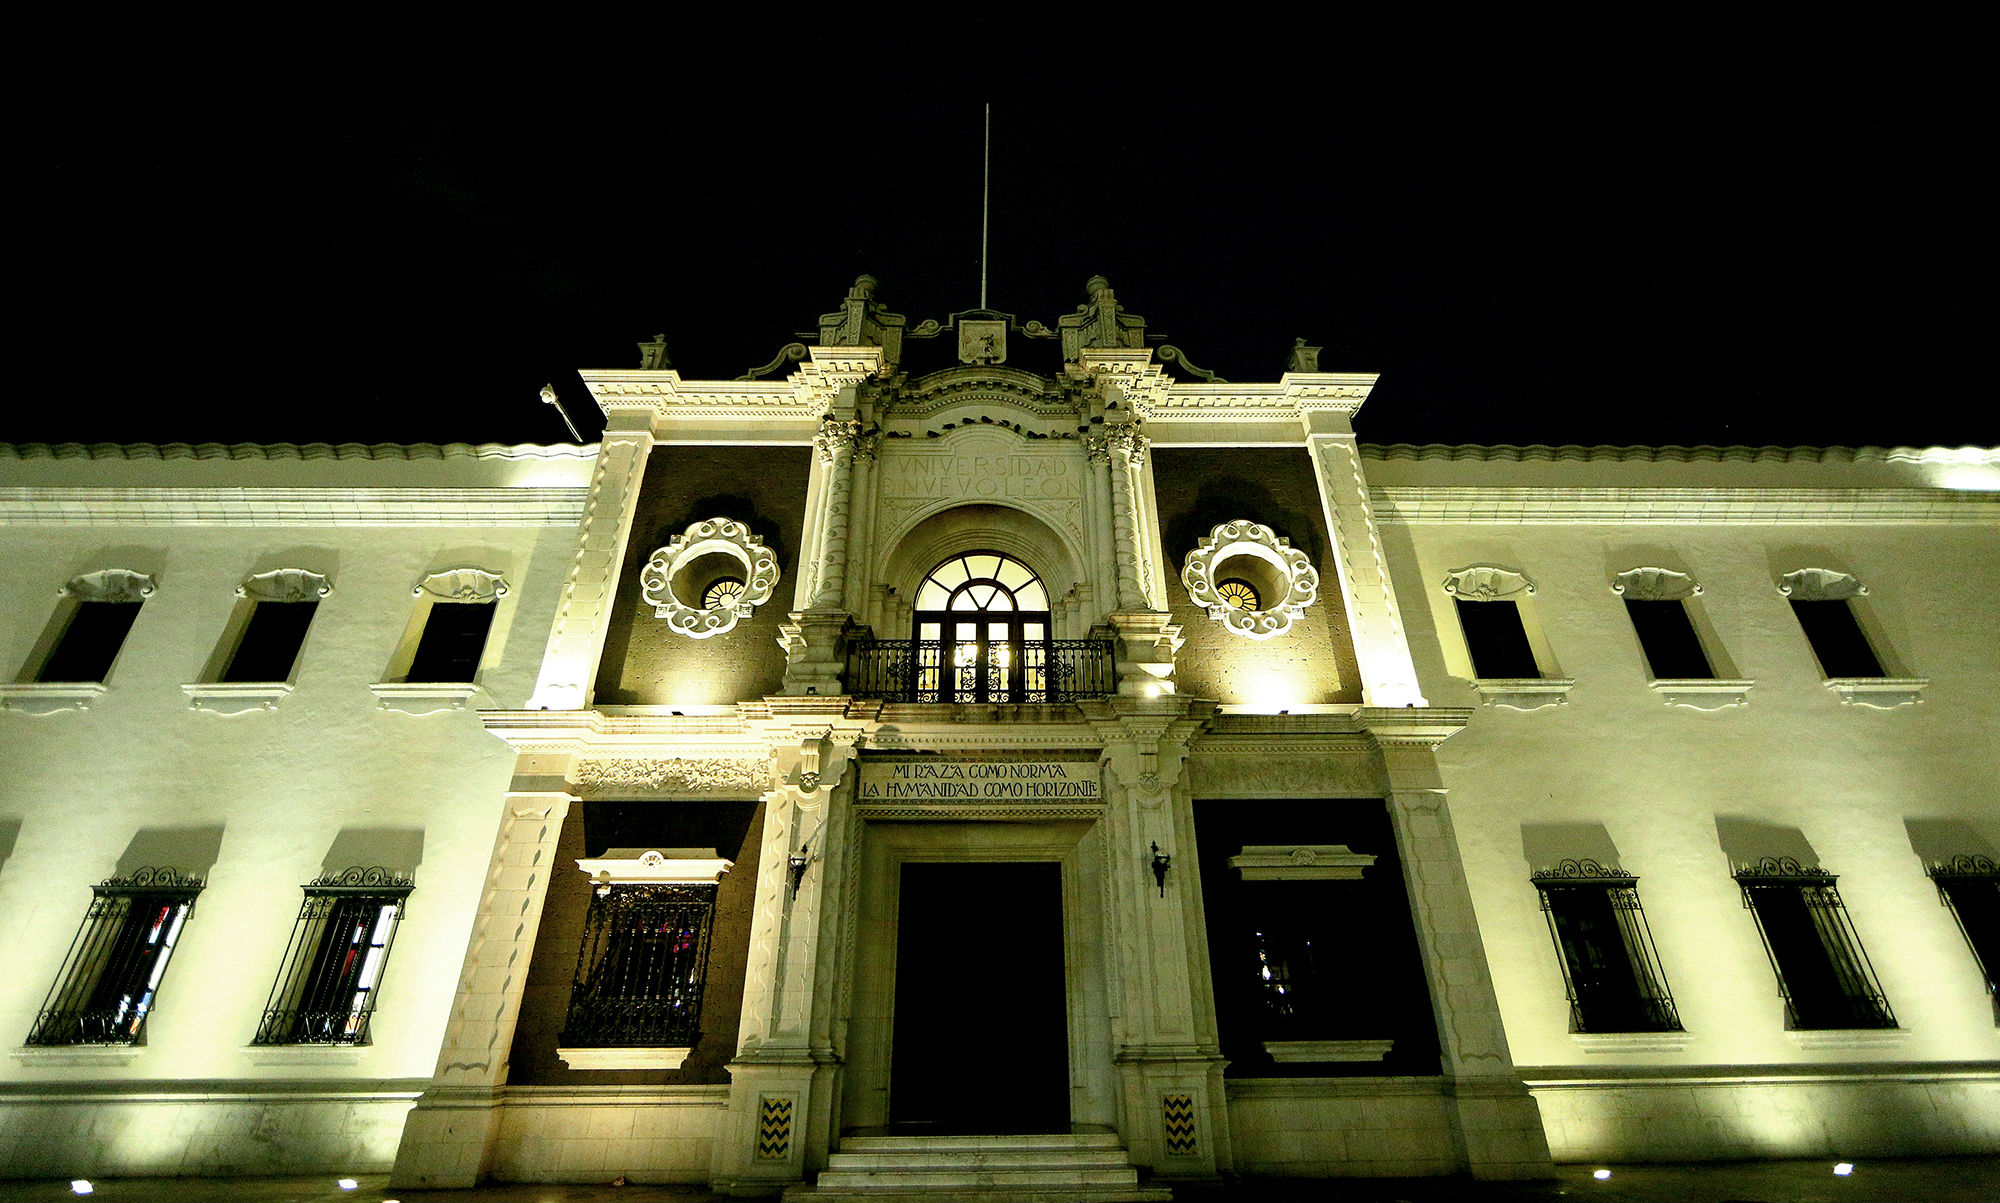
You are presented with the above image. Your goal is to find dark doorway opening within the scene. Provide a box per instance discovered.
[890,861,1069,1133]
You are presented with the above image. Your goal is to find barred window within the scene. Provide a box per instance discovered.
[1927,855,2000,1016]
[1734,857,1896,1030]
[561,881,720,1049]
[254,868,413,1045]
[27,868,203,1046]
[1531,860,1682,1033]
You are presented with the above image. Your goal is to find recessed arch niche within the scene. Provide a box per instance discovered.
[878,503,1085,639]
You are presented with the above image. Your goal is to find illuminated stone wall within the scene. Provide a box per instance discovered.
[0,443,590,1177]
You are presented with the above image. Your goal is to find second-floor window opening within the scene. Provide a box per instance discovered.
[913,552,1053,704]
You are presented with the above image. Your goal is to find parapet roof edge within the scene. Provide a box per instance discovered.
[1360,443,2000,465]
[0,441,598,462]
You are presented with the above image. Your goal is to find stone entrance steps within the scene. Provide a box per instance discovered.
[783,1133,1172,1202]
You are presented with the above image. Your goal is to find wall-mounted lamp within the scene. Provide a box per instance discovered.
[1150,842,1171,897]
[788,844,813,898]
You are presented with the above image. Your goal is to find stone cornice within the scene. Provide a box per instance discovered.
[1369,486,1999,525]
[1362,443,2000,466]
[579,370,822,422]
[0,441,592,463]
[0,487,588,526]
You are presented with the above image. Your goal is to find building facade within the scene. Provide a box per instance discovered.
[2,279,1997,1195]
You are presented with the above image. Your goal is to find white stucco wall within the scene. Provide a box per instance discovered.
[1366,446,2000,1158]
[0,444,591,1175]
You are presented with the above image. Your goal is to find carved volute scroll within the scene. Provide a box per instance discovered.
[639,518,780,639]
[1441,564,1535,601]
[1180,519,1321,640]
[1611,567,1702,601]
[1778,567,1867,601]
[238,568,331,602]
[413,567,510,602]
[62,569,156,603]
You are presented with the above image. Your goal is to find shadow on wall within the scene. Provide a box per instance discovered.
[0,816,20,875]
[1904,818,2000,866]
[1520,822,1626,875]
[1162,475,1323,569]
[657,495,788,570]
[115,826,226,879]
[1714,816,1820,871]
[321,827,426,877]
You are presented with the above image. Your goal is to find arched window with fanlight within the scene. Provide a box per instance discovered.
[911,552,1052,703]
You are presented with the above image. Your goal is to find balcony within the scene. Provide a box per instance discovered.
[848,638,1116,705]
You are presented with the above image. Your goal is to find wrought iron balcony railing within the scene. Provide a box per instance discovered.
[848,638,1116,704]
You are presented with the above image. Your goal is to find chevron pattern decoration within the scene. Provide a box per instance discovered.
[757,1094,793,1159]
[1162,1092,1197,1155]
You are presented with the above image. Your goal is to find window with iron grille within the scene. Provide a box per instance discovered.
[253,868,413,1045]
[1927,855,2000,1019]
[1531,860,1682,1033]
[560,882,719,1048]
[1734,857,1896,1030]
[26,868,203,1046]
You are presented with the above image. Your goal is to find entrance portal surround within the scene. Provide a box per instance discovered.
[841,818,1117,1137]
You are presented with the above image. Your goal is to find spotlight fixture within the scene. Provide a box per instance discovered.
[1592,1168,1611,1180]
[1833,1162,1854,1176]
[70,1183,93,1197]
[338,1179,359,1190]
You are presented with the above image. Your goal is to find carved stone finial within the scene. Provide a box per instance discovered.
[1286,339,1321,373]
[818,275,906,367]
[638,334,671,370]
[1059,275,1147,360]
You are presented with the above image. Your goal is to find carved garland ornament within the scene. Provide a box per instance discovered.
[61,569,157,603]
[572,757,770,795]
[1442,564,1535,601]
[238,568,331,602]
[640,518,779,639]
[1180,520,1320,640]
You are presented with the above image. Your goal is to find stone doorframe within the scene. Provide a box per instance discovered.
[838,817,1119,1139]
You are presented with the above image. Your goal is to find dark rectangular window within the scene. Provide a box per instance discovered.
[27,869,203,1046]
[1454,598,1539,678]
[255,869,412,1045]
[561,883,719,1048]
[1790,600,1884,678]
[405,602,495,683]
[1929,856,2000,1011]
[1624,600,1713,680]
[221,601,318,682]
[1533,861,1682,1033]
[36,601,142,683]
[1735,859,1895,1030]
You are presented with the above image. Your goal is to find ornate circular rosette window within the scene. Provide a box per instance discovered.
[640,518,780,639]
[1180,519,1319,640]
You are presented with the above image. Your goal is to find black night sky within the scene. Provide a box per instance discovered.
[16,25,1991,451]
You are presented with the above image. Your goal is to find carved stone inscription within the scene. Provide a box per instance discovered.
[878,451,1084,502]
[858,760,1100,802]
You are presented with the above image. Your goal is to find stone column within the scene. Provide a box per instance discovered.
[712,723,855,1195]
[1362,709,1553,1180]
[390,772,576,1189]
[528,414,654,710]
[1084,699,1228,1179]
[1103,423,1152,612]
[809,419,858,610]
[1302,401,1426,708]
[779,421,859,696]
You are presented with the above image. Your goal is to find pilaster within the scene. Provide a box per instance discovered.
[1297,383,1425,707]
[390,776,576,1188]
[712,708,860,1194]
[528,413,653,710]
[1083,698,1228,1178]
[1360,708,1553,1180]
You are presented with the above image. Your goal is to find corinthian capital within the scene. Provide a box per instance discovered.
[814,418,862,464]
[1104,425,1150,467]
